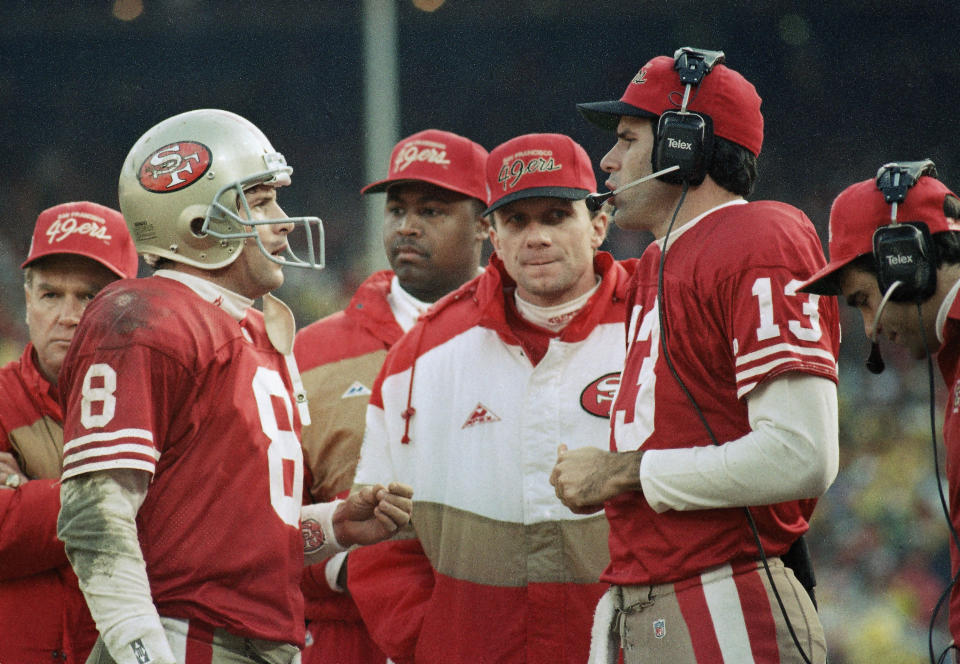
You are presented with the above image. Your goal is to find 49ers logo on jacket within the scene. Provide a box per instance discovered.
[497,149,562,191]
[580,372,621,418]
[138,141,212,193]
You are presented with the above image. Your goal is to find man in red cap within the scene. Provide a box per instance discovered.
[550,48,840,663]
[345,133,630,663]
[294,129,490,663]
[797,161,960,658]
[0,201,139,664]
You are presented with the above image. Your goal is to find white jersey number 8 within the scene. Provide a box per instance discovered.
[252,366,303,527]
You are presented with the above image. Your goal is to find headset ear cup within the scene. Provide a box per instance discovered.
[653,111,714,185]
[872,222,937,302]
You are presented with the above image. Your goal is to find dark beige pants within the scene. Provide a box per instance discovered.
[85,618,301,664]
[598,559,826,664]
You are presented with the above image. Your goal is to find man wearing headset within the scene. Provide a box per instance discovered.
[549,49,839,663]
[796,163,960,658]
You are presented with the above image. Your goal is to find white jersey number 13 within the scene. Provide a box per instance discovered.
[751,277,821,342]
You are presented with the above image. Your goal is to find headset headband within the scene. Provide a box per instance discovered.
[876,159,938,221]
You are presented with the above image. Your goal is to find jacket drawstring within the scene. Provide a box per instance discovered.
[400,316,429,444]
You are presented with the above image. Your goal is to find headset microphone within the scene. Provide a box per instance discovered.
[864,279,903,374]
[584,164,680,213]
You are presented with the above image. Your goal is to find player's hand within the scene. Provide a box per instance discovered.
[549,444,643,513]
[0,452,27,489]
[333,482,413,547]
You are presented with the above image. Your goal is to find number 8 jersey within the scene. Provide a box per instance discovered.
[605,200,840,586]
[58,275,306,645]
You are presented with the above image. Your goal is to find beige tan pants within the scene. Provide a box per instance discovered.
[597,558,826,664]
[85,617,301,664]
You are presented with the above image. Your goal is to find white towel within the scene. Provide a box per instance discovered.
[588,587,619,664]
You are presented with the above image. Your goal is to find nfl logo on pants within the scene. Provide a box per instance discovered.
[653,618,666,639]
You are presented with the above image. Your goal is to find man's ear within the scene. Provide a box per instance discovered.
[488,221,501,257]
[590,207,610,249]
[475,214,491,242]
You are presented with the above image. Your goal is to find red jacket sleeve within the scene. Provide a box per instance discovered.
[347,537,435,664]
[301,556,362,621]
[0,479,68,581]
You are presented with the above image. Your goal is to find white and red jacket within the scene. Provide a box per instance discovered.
[350,252,634,664]
[0,345,97,664]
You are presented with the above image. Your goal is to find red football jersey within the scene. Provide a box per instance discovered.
[606,201,840,586]
[59,276,306,645]
[935,292,960,644]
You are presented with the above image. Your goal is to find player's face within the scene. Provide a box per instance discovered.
[490,197,606,307]
[24,255,118,383]
[599,116,677,236]
[231,184,294,299]
[840,265,941,359]
[383,182,488,302]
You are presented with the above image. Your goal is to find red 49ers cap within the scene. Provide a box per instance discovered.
[577,53,764,157]
[798,175,960,295]
[22,201,139,279]
[361,129,489,202]
[483,133,597,216]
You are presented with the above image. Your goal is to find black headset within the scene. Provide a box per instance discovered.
[872,159,940,302]
[652,47,725,185]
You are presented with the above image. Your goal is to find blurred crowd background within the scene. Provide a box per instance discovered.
[2,2,958,661]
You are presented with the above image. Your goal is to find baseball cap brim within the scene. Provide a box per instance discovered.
[483,187,590,217]
[797,257,865,296]
[361,177,482,201]
[21,249,132,279]
[576,101,658,132]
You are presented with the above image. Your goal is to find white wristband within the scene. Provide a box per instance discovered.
[301,499,349,565]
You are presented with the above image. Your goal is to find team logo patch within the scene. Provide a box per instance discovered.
[138,141,212,193]
[653,618,666,639]
[342,381,373,399]
[131,638,151,663]
[44,210,112,246]
[393,139,450,173]
[301,518,325,553]
[580,372,621,418]
[462,403,500,429]
[497,149,562,191]
[631,67,648,85]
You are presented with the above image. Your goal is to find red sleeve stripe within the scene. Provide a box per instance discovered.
[63,427,154,452]
[62,454,158,480]
[62,429,160,479]
[736,353,836,384]
[734,342,836,369]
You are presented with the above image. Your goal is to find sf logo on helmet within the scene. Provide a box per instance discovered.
[138,141,212,192]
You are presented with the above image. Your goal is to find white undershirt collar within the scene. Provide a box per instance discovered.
[514,276,601,332]
[657,198,747,251]
[387,275,433,333]
[154,270,253,322]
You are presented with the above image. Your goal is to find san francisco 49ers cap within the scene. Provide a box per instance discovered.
[483,133,597,216]
[361,129,489,202]
[577,53,764,157]
[22,201,139,279]
[798,175,960,295]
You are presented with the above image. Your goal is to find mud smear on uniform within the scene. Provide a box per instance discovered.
[58,472,147,586]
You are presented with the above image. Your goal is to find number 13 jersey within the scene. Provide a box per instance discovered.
[605,200,840,586]
[59,275,306,645]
